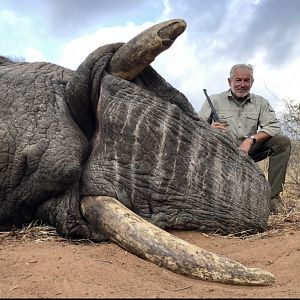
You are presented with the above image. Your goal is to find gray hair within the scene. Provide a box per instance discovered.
[229,64,254,79]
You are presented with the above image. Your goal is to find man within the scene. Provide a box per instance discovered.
[198,64,291,213]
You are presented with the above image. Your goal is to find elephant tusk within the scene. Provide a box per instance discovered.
[107,19,186,80]
[81,196,275,286]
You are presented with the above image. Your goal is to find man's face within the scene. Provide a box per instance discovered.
[228,68,253,99]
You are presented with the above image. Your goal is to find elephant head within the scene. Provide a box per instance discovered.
[0,19,274,285]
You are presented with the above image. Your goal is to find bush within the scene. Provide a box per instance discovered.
[279,99,300,198]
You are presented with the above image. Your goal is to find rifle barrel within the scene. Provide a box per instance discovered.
[203,89,220,123]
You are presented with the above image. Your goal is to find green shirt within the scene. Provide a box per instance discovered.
[198,90,281,146]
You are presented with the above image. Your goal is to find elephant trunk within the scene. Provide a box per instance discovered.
[107,19,186,81]
[81,196,275,286]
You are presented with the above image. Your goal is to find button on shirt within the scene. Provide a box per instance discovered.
[198,90,281,146]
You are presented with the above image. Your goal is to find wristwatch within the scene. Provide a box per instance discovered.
[249,135,256,144]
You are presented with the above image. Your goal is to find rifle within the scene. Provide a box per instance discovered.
[203,89,220,123]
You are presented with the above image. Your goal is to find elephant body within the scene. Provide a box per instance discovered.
[0,58,85,231]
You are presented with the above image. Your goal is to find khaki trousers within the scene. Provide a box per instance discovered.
[248,135,291,198]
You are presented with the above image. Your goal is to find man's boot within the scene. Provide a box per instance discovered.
[270,194,285,214]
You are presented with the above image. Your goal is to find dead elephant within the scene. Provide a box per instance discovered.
[0,19,274,285]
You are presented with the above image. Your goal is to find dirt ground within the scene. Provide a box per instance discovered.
[0,211,299,299]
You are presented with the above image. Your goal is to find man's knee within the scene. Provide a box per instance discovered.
[270,134,291,150]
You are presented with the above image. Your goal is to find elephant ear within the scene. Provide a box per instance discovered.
[65,43,123,138]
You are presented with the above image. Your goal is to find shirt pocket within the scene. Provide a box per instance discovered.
[245,112,259,133]
[219,112,234,123]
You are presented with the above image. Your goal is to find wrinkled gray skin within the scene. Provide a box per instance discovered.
[0,43,270,241]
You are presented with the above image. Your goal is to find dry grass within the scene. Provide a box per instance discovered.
[0,220,97,245]
[0,220,64,245]
[251,156,300,240]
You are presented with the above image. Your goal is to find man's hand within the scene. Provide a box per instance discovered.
[239,132,270,154]
[211,121,228,132]
[239,138,253,154]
